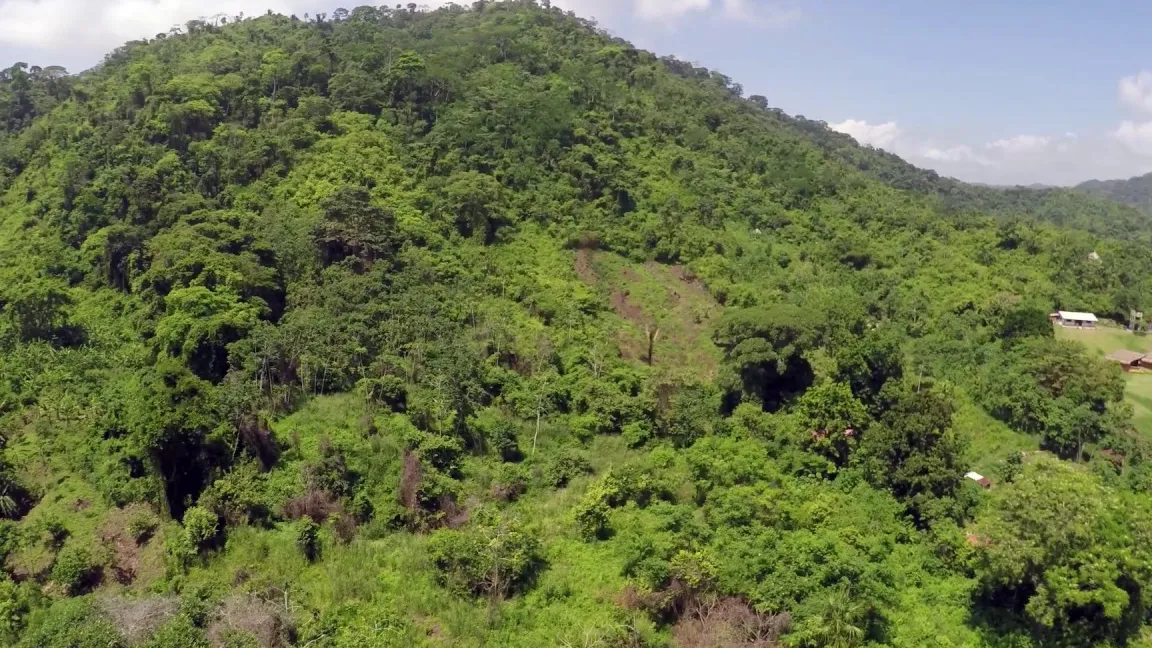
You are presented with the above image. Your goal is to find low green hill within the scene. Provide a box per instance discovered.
[0,3,1150,647]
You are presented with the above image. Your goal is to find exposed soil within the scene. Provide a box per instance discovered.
[574,247,598,285]
[610,289,649,326]
[99,503,161,587]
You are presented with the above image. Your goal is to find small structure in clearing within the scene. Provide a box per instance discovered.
[1107,350,1148,371]
[965,471,992,489]
[1051,311,1098,328]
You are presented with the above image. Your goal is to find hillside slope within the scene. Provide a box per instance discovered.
[1078,171,1152,209]
[0,3,1150,648]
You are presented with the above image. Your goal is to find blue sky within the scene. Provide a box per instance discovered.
[1,0,1151,185]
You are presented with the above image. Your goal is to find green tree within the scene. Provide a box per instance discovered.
[296,518,321,562]
[788,586,867,648]
[713,305,819,412]
[971,457,1152,645]
[855,384,968,523]
[795,381,868,469]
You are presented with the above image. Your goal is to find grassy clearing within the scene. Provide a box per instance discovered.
[1126,374,1152,441]
[577,250,722,379]
[1056,325,1152,441]
[1055,324,1151,355]
[953,399,1038,476]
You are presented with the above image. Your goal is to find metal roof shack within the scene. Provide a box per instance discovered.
[965,471,992,489]
[1054,311,1099,328]
[1107,350,1147,369]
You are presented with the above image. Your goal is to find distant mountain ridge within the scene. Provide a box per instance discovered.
[774,115,1152,240]
[1077,172,1152,209]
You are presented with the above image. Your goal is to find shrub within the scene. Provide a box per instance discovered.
[205,595,293,648]
[491,464,530,502]
[0,520,18,566]
[34,514,69,549]
[284,490,340,524]
[0,575,36,642]
[182,506,219,549]
[164,529,198,577]
[622,421,653,448]
[296,518,321,562]
[51,544,99,595]
[17,598,123,648]
[332,513,357,545]
[198,464,271,526]
[471,410,523,462]
[574,496,611,541]
[127,508,161,544]
[142,614,210,648]
[358,376,407,412]
[303,441,356,497]
[574,473,624,541]
[543,449,593,488]
[427,513,544,598]
[180,586,214,628]
[350,491,374,524]
[488,420,523,462]
[403,430,463,476]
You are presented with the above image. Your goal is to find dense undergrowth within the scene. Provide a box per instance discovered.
[0,2,1151,646]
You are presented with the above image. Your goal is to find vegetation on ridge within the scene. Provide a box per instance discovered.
[0,2,1149,646]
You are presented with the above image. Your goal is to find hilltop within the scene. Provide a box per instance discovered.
[0,3,1151,647]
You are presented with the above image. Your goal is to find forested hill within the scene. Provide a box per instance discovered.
[2,3,1152,647]
[1078,171,1152,209]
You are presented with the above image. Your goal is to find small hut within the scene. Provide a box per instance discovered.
[965,471,992,489]
[1107,350,1147,371]
[1052,311,1098,328]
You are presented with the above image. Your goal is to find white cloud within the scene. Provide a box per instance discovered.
[986,134,1050,154]
[628,0,802,24]
[1120,71,1152,114]
[1113,120,1152,156]
[829,119,902,149]
[720,0,803,26]
[919,144,993,166]
[0,0,313,50]
[634,0,710,19]
[0,0,799,61]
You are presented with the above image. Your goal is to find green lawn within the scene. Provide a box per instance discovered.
[953,398,1038,476]
[1056,324,1152,440]
[1126,374,1152,441]
[1055,323,1151,355]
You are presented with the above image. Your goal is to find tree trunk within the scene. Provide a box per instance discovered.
[533,404,541,456]
[645,325,661,366]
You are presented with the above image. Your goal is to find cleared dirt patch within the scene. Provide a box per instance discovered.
[574,247,598,285]
[574,250,722,377]
[207,594,295,648]
[99,503,164,587]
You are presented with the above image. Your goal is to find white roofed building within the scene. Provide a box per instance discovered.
[1053,311,1098,328]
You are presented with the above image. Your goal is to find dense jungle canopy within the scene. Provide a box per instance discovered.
[1,2,1152,647]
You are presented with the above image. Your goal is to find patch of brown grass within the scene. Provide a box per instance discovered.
[100,595,179,646]
[283,490,341,524]
[206,595,294,648]
[672,597,790,648]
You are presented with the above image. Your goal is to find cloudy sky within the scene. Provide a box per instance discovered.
[2,0,1152,186]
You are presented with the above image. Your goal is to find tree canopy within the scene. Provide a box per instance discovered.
[0,2,1148,647]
